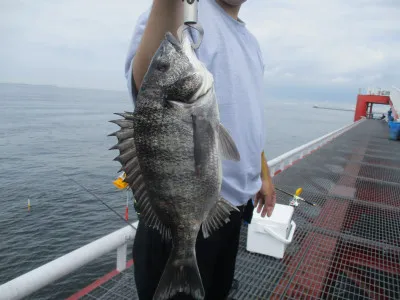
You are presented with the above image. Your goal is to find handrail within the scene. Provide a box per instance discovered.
[0,119,366,300]
[358,87,390,96]
[0,222,138,300]
[268,118,365,176]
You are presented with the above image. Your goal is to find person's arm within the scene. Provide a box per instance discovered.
[254,151,276,218]
[261,151,271,182]
[133,0,183,91]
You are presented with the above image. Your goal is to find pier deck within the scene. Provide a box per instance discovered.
[73,119,400,300]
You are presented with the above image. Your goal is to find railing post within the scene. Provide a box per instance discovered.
[116,243,128,272]
[270,167,276,177]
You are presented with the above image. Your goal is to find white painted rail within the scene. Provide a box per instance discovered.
[268,118,366,177]
[0,222,138,300]
[0,118,366,300]
[358,87,391,96]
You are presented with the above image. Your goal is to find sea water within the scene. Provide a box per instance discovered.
[0,83,354,299]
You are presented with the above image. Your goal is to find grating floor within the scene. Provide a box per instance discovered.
[77,119,400,300]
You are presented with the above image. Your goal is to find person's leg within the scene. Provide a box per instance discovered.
[242,199,254,224]
[195,219,229,299]
[133,221,172,300]
[204,205,244,300]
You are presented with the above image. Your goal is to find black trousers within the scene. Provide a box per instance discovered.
[132,199,254,300]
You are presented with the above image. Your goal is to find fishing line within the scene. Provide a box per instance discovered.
[275,187,297,198]
[55,169,136,230]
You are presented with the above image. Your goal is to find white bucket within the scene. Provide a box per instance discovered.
[246,203,296,259]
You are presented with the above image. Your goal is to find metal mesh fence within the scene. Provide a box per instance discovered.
[79,271,137,300]
[78,120,400,300]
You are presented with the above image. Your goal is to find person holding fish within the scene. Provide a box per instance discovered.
[121,0,276,299]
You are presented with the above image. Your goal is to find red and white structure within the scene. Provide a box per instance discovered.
[354,86,399,121]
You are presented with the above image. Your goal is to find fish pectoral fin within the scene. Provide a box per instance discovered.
[192,115,215,175]
[218,124,240,161]
[201,197,240,239]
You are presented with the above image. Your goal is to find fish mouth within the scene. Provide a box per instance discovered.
[163,30,213,103]
[165,32,182,50]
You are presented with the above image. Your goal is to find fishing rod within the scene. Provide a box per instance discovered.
[275,186,317,207]
[55,170,136,230]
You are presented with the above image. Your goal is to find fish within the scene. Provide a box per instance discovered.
[109,29,240,300]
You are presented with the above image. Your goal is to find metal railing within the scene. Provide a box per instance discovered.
[268,118,366,176]
[0,119,367,300]
[0,222,138,300]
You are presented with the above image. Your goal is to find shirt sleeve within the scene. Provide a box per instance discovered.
[124,7,152,108]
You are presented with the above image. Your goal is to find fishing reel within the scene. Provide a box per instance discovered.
[289,188,303,207]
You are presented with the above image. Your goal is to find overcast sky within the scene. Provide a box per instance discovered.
[0,0,398,102]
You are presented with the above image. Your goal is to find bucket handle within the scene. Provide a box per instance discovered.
[263,221,296,245]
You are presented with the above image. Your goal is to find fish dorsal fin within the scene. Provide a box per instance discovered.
[109,112,171,241]
[201,197,239,239]
[218,124,240,161]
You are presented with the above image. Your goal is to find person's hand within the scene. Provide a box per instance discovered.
[254,179,276,218]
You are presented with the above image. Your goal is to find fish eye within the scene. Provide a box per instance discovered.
[157,62,170,72]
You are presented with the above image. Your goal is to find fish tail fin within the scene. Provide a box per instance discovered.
[153,249,205,300]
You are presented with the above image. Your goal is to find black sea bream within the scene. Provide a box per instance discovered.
[109,31,240,300]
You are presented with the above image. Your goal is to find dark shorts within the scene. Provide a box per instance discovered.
[132,199,254,300]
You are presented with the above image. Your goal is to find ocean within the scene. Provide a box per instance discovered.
[0,83,354,299]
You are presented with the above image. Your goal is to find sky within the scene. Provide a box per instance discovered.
[0,0,399,103]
